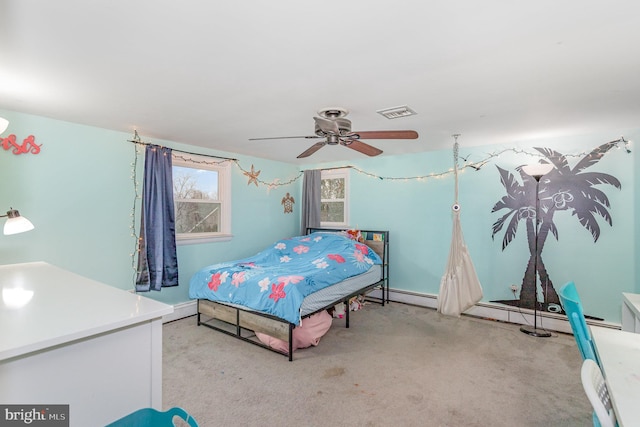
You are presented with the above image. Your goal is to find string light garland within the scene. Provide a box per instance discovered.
[234,161,303,187]
[128,132,631,187]
[127,132,302,285]
[128,131,237,162]
[127,132,630,285]
[129,141,143,288]
[127,132,304,189]
[309,136,631,182]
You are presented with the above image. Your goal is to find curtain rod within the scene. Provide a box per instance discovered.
[302,165,354,172]
[128,131,237,162]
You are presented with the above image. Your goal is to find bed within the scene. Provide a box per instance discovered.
[190,228,389,360]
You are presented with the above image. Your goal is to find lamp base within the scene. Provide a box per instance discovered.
[520,325,551,338]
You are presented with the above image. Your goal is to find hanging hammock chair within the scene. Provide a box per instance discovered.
[437,137,483,317]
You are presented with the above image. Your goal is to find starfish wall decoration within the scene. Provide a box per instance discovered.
[243,164,261,186]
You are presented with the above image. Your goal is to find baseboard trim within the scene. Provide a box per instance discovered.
[368,288,620,334]
[162,289,621,333]
[163,300,197,323]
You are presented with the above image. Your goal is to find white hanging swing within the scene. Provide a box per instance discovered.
[437,136,483,317]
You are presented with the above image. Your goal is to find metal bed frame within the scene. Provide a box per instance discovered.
[196,228,389,361]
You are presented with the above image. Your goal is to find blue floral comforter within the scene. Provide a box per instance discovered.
[189,232,382,325]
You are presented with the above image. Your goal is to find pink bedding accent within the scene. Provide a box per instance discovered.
[255,310,333,354]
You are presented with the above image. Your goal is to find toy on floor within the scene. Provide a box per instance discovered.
[332,302,346,318]
[332,295,367,318]
[349,295,364,312]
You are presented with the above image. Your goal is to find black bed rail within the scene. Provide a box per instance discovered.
[197,301,296,361]
[196,278,384,361]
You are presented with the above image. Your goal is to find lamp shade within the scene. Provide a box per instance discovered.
[0,117,8,134]
[3,209,35,235]
[521,163,554,179]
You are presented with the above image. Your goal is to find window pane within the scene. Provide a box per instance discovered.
[321,178,345,200]
[175,201,221,233]
[320,201,344,222]
[173,166,219,200]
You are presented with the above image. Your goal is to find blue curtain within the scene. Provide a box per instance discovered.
[136,145,179,291]
[301,169,321,234]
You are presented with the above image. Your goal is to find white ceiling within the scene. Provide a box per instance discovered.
[1,1,639,165]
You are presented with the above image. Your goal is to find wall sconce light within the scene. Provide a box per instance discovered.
[1,208,35,235]
[0,117,8,134]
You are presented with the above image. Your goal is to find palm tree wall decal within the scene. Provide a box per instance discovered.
[491,141,621,312]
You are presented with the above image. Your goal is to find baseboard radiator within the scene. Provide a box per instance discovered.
[162,288,620,333]
[367,288,620,333]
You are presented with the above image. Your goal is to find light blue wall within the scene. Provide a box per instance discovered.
[312,130,638,323]
[1,109,637,323]
[0,110,301,305]
[0,112,135,286]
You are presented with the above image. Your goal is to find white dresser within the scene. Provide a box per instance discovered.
[0,262,173,426]
[621,292,640,332]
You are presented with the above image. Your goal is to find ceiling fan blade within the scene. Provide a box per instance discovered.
[313,116,340,134]
[249,135,320,141]
[342,139,383,156]
[297,142,326,158]
[350,130,418,140]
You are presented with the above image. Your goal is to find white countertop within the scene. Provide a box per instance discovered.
[590,326,640,426]
[623,292,640,315]
[0,261,173,361]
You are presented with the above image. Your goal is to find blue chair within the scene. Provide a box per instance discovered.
[106,407,198,427]
[559,281,600,366]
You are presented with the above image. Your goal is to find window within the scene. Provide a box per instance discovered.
[172,154,231,243]
[320,168,349,227]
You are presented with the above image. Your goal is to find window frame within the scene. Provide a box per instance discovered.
[172,153,232,245]
[320,167,350,228]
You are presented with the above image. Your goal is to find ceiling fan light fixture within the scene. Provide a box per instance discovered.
[376,105,417,119]
[318,107,349,119]
[314,117,351,137]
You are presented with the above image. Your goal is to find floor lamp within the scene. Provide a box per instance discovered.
[520,163,554,337]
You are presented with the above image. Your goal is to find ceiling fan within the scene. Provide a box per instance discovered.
[249,108,419,158]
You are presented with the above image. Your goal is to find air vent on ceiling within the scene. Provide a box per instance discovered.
[376,105,417,119]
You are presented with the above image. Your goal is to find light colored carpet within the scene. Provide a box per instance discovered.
[163,302,592,426]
